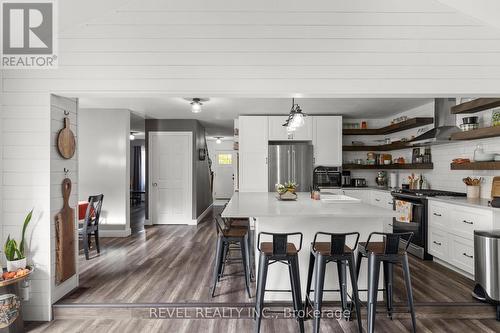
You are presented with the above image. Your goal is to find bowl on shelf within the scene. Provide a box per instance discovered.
[474,153,495,162]
[460,123,479,132]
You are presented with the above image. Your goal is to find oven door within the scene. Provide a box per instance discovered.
[392,195,428,258]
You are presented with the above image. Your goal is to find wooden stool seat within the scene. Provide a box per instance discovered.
[222,227,248,238]
[359,241,404,255]
[313,242,353,255]
[260,242,298,255]
[228,218,249,228]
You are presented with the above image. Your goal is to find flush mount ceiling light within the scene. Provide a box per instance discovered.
[184,97,209,113]
[215,137,222,144]
[282,98,306,132]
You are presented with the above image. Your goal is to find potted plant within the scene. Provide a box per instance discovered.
[276,182,298,200]
[4,209,32,272]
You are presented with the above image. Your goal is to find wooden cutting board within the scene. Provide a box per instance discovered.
[492,176,500,198]
[55,178,76,284]
[57,117,76,159]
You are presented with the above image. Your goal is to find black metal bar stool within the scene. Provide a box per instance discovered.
[305,232,363,333]
[211,214,252,298]
[356,232,416,333]
[255,232,304,333]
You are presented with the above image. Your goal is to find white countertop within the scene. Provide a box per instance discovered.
[428,196,499,211]
[222,192,396,218]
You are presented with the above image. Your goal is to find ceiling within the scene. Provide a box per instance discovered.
[79,97,432,136]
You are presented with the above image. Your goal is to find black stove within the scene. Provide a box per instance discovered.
[393,188,466,197]
[390,188,465,261]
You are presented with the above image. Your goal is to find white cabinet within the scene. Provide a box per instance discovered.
[239,116,269,192]
[313,116,342,166]
[268,116,312,141]
[427,199,494,276]
[371,191,394,210]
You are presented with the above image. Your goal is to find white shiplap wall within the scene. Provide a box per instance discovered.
[1,0,500,322]
[50,95,79,305]
[1,92,51,321]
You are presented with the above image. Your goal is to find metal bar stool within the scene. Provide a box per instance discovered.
[255,232,304,333]
[356,232,416,333]
[211,214,252,298]
[305,232,362,333]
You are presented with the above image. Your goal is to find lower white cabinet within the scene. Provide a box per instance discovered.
[428,199,494,276]
[371,191,394,210]
[343,189,370,202]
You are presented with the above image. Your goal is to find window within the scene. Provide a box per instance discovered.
[218,153,232,165]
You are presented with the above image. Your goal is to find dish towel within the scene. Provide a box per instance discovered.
[395,200,413,223]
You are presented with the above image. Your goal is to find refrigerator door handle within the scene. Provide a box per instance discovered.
[287,148,291,182]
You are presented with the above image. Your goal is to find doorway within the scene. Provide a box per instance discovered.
[149,132,193,224]
[214,150,234,199]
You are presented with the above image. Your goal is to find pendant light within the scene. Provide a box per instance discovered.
[129,132,136,140]
[215,137,222,144]
[282,98,306,132]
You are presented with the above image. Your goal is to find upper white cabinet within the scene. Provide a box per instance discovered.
[239,116,269,192]
[313,116,342,166]
[268,116,313,141]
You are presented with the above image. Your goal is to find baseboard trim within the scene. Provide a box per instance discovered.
[99,228,131,238]
[196,204,213,224]
[144,219,152,226]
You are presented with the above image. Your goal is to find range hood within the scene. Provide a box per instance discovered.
[410,98,458,146]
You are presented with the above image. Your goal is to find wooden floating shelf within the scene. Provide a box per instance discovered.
[451,98,500,114]
[343,141,408,151]
[343,117,433,136]
[451,126,500,141]
[343,163,434,170]
[451,162,500,170]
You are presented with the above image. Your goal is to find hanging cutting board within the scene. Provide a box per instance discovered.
[492,176,500,198]
[55,178,76,284]
[57,117,76,159]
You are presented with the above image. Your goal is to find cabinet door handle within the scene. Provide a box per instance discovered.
[433,241,442,246]
[375,198,381,202]
[388,201,393,205]
[462,253,473,259]
[388,223,393,227]
[265,157,268,165]
[462,220,473,225]
[433,212,442,217]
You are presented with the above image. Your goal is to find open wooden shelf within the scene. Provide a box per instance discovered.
[343,141,409,151]
[451,161,500,170]
[343,117,433,135]
[451,126,500,141]
[343,163,434,170]
[451,98,500,114]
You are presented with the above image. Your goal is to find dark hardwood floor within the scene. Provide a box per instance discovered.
[38,205,500,332]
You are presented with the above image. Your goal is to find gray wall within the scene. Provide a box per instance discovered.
[145,119,212,220]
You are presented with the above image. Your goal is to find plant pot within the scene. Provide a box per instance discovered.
[6,258,26,272]
[466,185,480,199]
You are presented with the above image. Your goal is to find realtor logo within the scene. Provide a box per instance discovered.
[1,0,57,68]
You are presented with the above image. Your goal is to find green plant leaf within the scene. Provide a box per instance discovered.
[19,209,33,258]
[4,237,18,261]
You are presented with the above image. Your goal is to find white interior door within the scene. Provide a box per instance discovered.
[214,150,234,199]
[150,132,192,224]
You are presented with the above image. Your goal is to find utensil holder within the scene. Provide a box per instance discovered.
[467,185,480,199]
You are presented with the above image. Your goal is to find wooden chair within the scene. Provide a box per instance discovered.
[79,194,104,260]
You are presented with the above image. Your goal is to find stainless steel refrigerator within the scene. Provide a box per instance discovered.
[268,142,314,192]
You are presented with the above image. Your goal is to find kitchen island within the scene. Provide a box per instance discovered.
[222,192,396,301]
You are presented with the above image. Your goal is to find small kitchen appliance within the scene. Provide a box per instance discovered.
[312,166,342,189]
[351,178,367,187]
[341,170,351,187]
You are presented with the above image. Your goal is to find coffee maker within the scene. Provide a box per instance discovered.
[341,170,351,187]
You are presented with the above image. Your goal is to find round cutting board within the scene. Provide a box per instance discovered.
[57,117,76,159]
